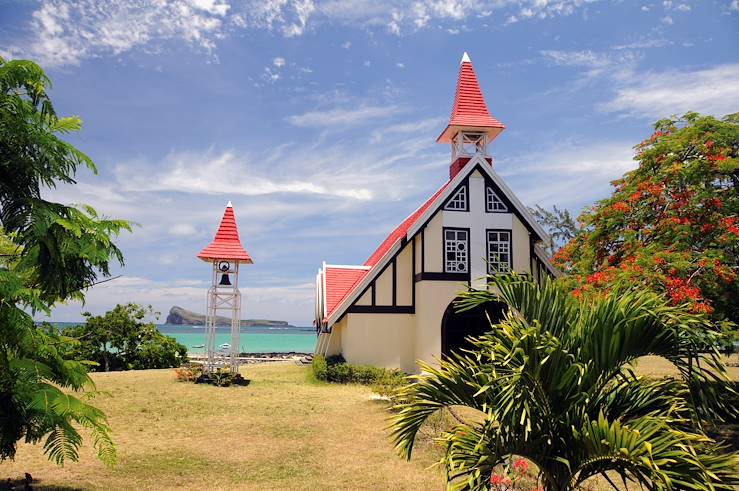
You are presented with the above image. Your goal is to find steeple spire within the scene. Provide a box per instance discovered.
[437,52,505,144]
[197,203,253,263]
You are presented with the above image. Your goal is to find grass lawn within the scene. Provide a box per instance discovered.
[2,355,737,490]
[2,363,443,490]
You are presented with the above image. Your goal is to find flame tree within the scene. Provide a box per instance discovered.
[554,112,738,345]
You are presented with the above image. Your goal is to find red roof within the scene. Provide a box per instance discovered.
[437,53,506,143]
[323,181,450,321]
[324,266,369,320]
[197,203,253,263]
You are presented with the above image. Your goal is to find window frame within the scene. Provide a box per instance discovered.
[486,228,512,275]
[442,227,471,274]
[485,185,509,213]
[443,183,469,212]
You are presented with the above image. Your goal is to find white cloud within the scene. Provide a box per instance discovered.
[286,105,401,127]
[115,150,373,200]
[661,15,673,24]
[8,0,604,65]
[498,140,637,211]
[273,56,286,67]
[169,223,199,236]
[600,63,739,119]
[396,62,405,69]
[341,40,352,49]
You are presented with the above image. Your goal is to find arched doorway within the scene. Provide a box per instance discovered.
[441,299,507,358]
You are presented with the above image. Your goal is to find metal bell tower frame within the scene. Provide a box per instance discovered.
[197,201,253,374]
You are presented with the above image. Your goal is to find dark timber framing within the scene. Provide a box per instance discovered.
[336,160,555,322]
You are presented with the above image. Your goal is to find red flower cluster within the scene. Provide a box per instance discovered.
[721,217,739,236]
[513,458,529,474]
[612,201,630,213]
[665,277,702,304]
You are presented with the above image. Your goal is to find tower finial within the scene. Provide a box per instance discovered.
[461,51,471,64]
[226,200,233,208]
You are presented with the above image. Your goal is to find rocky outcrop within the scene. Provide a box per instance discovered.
[165,306,292,327]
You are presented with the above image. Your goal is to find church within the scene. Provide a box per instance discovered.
[314,53,558,373]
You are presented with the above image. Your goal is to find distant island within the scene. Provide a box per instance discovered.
[165,306,293,328]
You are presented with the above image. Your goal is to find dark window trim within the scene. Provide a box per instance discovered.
[484,185,510,214]
[486,228,513,276]
[442,181,469,212]
[442,226,471,275]
[346,305,414,314]
[414,272,470,282]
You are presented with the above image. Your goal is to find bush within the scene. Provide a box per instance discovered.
[312,354,407,390]
[312,354,328,381]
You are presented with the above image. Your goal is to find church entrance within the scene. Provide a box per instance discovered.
[441,299,507,358]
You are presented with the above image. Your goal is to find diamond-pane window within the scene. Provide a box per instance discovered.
[487,230,511,274]
[444,229,468,273]
[486,186,508,212]
[445,186,467,211]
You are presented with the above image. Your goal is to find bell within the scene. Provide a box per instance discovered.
[219,273,232,286]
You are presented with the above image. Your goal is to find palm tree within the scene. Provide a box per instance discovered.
[390,274,738,490]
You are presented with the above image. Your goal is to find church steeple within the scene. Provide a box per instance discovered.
[438,52,506,178]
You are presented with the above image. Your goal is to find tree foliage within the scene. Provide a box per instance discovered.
[61,304,188,372]
[0,57,130,465]
[529,205,580,257]
[553,113,739,332]
[390,274,738,490]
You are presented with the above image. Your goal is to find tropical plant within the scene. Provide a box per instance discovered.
[554,113,738,328]
[390,274,738,490]
[0,56,130,465]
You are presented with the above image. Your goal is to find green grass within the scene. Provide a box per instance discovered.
[2,355,737,490]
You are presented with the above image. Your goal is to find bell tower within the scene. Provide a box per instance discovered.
[437,52,506,179]
[197,201,253,374]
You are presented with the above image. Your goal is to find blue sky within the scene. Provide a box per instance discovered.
[2,0,738,325]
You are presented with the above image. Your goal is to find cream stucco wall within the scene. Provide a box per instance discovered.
[374,264,393,305]
[423,213,443,273]
[355,288,372,306]
[413,280,466,369]
[341,313,416,373]
[396,243,413,305]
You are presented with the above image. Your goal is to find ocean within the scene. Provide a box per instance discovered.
[47,322,317,354]
[158,325,317,354]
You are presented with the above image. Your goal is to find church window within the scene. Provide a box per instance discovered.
[486,186,508,212]
[487,230,511,274]
[444,228,468,273]
[444,185,468,211]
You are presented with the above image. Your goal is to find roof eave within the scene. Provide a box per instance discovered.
[436,124,506,144]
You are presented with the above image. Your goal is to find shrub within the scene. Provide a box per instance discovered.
[312,354,407,390]
[312,354,328,381]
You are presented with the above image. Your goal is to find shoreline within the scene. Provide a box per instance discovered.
[187,351,312,364]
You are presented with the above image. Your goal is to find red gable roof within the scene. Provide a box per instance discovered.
[322,181,450,321]
[324,266,369,320]
[364,182,450,267]
[197,203,253,263]
[437,52,505,143]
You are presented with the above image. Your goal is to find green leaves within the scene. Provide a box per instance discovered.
[389,275,738,490]
[0,57,125,466]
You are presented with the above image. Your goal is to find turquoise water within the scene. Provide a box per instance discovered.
[158,325,317,354]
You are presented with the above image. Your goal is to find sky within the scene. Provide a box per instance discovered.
[1,0,738,326]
